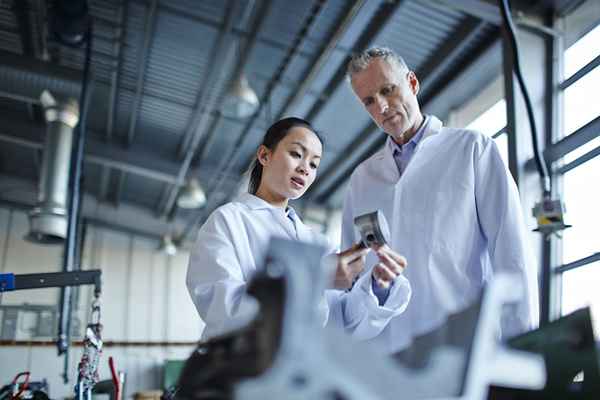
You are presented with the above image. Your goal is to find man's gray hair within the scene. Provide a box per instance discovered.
[346,47,409,79]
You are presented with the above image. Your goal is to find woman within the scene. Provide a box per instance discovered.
[186,117,410,341]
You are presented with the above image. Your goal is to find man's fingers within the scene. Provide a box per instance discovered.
[338,247,369,264]
[373,263,396,282]
[376,278,390,290]
[375,245,407,269]
[376,252,405,276]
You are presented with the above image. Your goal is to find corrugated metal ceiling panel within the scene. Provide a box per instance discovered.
[143,12,216,107]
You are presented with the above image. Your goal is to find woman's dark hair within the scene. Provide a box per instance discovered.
[248,117,322,194]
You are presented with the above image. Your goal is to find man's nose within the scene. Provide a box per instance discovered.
[375,96,389,115]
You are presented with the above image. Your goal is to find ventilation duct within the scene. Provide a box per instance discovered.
[27,90,79,244]
[0,50,81,103]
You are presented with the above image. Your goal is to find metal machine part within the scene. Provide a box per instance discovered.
[237,255,545,400]
[490,307,600,399]
[177,239,546,400]
[353,210,390,248]
[27,90,79,244]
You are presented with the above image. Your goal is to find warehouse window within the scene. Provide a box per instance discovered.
[556,13,600,336]
[465,99,509,168]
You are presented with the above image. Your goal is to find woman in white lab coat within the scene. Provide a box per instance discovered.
[186,117,411,341]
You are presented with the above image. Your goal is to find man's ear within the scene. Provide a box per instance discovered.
[407,71,420,96]
[257,145,271,166]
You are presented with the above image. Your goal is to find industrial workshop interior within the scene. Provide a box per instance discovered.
[1,0,599,399]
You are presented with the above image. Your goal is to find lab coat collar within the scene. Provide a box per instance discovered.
[382,115,442,157]
[235,192,306,240]
[236,192,283,211]
[372,115,442,183]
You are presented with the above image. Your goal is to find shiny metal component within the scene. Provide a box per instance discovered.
[236,241,545,400]
[178,239,545,400]
[27,90,79,244]
[353,210,390,248]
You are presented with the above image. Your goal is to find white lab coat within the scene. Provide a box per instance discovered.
[187,193,411,341]
[341,116,539,354]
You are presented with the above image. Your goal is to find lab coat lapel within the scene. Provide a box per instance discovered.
[398,116,443,178]
[294,216,314,242]
[237,193,298,240]
[415,116,442,152]
[381,140,401,183]
[271,209,298,240]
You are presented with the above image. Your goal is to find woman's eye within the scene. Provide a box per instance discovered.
[310,162,318,169]
[290,151,301,158]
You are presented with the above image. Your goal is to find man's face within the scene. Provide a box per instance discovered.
[351,58,423,144]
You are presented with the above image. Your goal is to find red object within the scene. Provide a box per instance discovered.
[10,372,30,400]
[108,357,120,400]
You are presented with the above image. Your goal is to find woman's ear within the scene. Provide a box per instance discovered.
[257,145,271,166]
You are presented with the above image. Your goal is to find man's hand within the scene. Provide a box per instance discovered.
[333,244,369,290]
[372,245,407,289]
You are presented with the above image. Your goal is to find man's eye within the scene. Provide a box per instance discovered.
[382,85,394,95]
[364,98,374,106]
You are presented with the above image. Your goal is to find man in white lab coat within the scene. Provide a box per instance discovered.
[341,47,539,354]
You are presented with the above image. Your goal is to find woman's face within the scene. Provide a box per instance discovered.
[257,126,322,204]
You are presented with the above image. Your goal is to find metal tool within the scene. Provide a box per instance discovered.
[353,210,390,248]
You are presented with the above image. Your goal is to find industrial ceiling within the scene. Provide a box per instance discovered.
[0,0,567,245]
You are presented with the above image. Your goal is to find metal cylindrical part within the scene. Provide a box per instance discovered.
[28,91,79,244]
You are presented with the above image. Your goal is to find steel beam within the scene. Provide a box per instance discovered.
[559,54,600,90]
[106,1,126,143]
[100,0,127,204]
[194,0,333,219]
[12,0,34,57]
[431,0,502,25]
[112,169,127,207]
[555,252,600,274]
[126,0,158,147]
[555,145,600,174]
[175,0,269,160]
[275,0,367,119]
[158,0,266,217]
[129,0,330,60]
[0,119,179,183]
[304,1,405,126]
[539,115,600,165]
[303,121,376,202]
[0,181,173,246]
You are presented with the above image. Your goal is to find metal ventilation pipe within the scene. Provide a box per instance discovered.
[27,90,80,244]
[0,50,81,103]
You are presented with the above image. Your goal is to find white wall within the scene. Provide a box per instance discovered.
[0,207,204,399]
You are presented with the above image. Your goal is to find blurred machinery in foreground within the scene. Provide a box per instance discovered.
[175,239,598,400]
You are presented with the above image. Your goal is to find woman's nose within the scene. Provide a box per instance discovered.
[297,163,308,175]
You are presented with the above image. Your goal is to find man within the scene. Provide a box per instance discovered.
[341,47,539,353]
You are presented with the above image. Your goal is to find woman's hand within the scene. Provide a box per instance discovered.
[371,244,407,289]
[334,244,369,289]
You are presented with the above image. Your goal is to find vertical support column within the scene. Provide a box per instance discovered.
[502,17,559,327]
[543,16,565,326]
